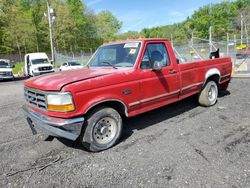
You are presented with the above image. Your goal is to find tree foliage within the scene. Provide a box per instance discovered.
[95,10,122,42]
[0,0,122,54]
[0,0,249,55]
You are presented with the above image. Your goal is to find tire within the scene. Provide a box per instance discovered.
[198,80,218,107]
[80,107,123,152]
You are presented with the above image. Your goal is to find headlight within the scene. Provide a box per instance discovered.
[47,93,75,112]
[34,68,38,71]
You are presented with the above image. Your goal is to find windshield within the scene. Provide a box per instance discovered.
[31,58,49,65]
[0,61,10,68]
[68,62,81,66]
[88,42,141,68]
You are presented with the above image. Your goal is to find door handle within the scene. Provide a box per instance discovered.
[169,69,177,74]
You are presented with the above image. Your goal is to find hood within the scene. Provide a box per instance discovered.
[25,67,119,91]
[0,67,12,72]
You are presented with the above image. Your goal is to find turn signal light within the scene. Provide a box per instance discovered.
[47,104,75,112]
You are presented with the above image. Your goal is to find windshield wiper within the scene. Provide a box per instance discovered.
[101,61,117,69]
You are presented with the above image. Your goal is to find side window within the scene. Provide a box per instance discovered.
[140,43,170,69]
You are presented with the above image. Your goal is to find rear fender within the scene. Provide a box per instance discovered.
[204,68,221,85]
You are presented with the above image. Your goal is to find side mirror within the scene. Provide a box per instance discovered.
[152,61,162,71]
[12,65,15,68]
[176,58,180,64]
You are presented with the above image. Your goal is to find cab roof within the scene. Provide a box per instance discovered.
[25,52,48,59]
[102,38,170,46]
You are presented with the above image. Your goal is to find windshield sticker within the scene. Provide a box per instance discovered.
[129,49,137,55]
[124,42,139,48]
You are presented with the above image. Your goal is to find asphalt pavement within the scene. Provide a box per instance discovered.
[0,78,249,188]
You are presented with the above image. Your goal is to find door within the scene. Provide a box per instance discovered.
[138,42,179,111]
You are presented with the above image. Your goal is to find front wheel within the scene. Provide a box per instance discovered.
[198,80,218,107]
[80,107,123,152]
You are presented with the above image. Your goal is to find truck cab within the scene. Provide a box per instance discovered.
[24,53,54,76]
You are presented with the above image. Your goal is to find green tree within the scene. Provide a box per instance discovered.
[96,10,122,42]
[117,31,140,40]
[53,2,76,52]
[31,0,49,52]
[2,1,36,59]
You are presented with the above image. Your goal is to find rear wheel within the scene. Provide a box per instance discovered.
[80,107,122,152]
[198,80,218,107]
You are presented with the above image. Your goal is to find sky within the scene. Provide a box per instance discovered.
[84,0,230,33]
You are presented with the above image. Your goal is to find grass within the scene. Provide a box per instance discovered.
[13,62,24,75]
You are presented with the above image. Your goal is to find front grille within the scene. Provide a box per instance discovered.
[38,66,52,71]
[0,71,12,76]
[24,87,47,110]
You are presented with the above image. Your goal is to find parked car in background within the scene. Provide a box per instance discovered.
[59,61,83,71]
[24,53,54,77]
[0,59,15,80]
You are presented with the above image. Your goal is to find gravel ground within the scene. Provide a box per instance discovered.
[0,78,249,188]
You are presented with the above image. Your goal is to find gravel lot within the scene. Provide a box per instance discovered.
[0,78,250,188]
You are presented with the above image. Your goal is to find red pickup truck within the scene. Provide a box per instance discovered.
[23,39,232,151]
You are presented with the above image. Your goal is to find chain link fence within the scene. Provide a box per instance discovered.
[55,37,250,77]
[173,37,250,77]
[54,50,93,70]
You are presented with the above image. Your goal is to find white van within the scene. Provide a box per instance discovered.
[0,59,15,80]
[24,53,54,76]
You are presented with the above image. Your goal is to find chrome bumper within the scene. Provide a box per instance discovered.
[0,75,14,80]
[22,105,84,141]
[33,70,54,76]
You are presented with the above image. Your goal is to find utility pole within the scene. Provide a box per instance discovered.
[244,19,249,46]
[191,32,194,46]
[170,33,173,47]
[240,13,243,45]
[234,34,237,50]
[209,26,213,53]
[209,2,213,53]
[227,33,229,55]
[46,0,55,62]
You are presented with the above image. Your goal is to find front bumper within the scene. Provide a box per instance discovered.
[0,75,14,80]
[22,105,84,141]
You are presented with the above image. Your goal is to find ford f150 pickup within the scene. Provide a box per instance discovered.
[22,39,232,151]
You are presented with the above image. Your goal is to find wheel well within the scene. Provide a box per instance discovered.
[206,74,220,85]
[86,101,127,118]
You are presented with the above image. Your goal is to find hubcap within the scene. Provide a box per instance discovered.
[93,117,117,145]
[208,85,216,102]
